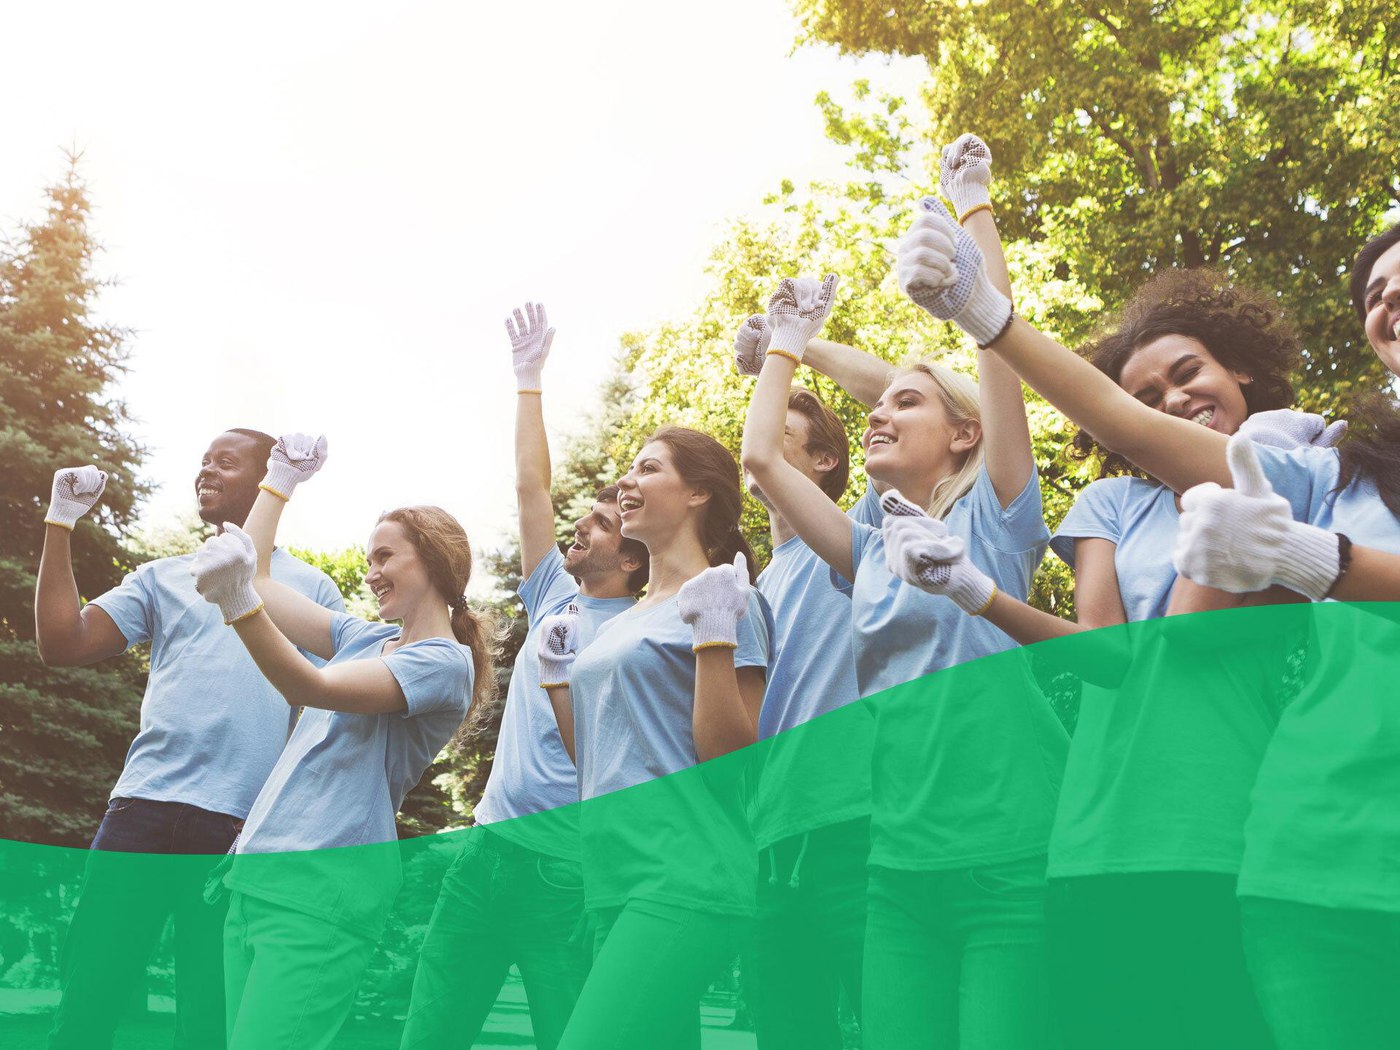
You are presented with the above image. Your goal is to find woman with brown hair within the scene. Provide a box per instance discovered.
[187,433,498,1050]
[539,424,770,1050]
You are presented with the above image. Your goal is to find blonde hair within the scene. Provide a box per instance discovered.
[887,361,985,519]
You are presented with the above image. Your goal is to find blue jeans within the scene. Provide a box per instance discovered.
[400,827,590,1050]
[47,797,242,1050]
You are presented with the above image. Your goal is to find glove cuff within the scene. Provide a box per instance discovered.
[260,461,304,502]
[539,653,575,689]
[44,503,82,530]
[1275,523,1342,601]
[952,573,998,617]
[959,275,1014,348]
[514,363,544,393]
[219,584,265,626]
[687,609,741,652]
[765,322,811,363]
[945,184,991,222]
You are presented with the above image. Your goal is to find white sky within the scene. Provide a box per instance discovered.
[4,2,927,583]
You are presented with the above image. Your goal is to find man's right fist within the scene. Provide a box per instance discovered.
[45,466,107,530]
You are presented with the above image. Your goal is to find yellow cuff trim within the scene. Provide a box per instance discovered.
[540,680,569,689]
[691,640,739,652]
[44,518,76,531]
[958,202,994,225]
[969,586,998,617]
[225,603,266,626]
[766,348,802,365]
[517,389,543,395]
[258,483,290,502]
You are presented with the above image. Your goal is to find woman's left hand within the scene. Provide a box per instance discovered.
[678,552,752,651]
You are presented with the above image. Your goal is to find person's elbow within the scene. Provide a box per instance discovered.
[740,443,778,479]
[35,634,78,667]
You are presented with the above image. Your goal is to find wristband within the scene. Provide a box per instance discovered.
[1322,533,1353,599]
[977,310,1017,350]
[958,202,994,225]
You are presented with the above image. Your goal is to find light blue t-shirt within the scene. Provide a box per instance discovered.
[90,547,344,818]
[570,591,769,914]
[474,546,635,858]
[1240,444,1400,911]
[1050,476,1180,621]
[753,528,872,847]
[236,614,472,854]
[850,466,1050,696]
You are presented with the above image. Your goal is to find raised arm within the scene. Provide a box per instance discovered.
[34,467,127,665]
[679,554,764,761]
[735,314,889,410]
[938,134,1034,507]
[895,197,1232,492]
[508,302,559,579]
[191,527,407,714]
[242,434,336,659]
[739,277,858,581]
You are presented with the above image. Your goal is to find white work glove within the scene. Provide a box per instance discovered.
[940,133,993,223]
[678,552,753,651]
[896,197,1012,348]
[880,489,997,614]
[1237,408,1348,450]
[764,274,840,363]
[734,314,771,376]
[537,603,580,688]
[1173,434,1341,600]
[45,466,108,530]
[506,301,555,393]
[260,433,328,502]
[190,523,263,624]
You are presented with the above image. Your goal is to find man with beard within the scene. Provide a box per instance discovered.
[399,304,647,1050]
[36,428,344,1049]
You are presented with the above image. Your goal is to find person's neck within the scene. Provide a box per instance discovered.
[769,508,797,548]
[578,574,635,600]
[395,604,455,647]
[638,534,710,602]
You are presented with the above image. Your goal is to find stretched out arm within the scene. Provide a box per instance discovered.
[508,303,559,578]
[802,338,892,408]
[243,486,336,660]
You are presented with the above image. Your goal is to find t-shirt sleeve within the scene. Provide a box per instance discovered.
[848,520,880,575]
[735,591,771,671]
[314,573,346,614]
[1050,478,1126,568]
[848,482,884,527]
[88,564,155,649]
[964,464,1050,554]
[1250,444,1337,524]
[519,546,579,623]
[385,638,473,718]
[329,611,387,655]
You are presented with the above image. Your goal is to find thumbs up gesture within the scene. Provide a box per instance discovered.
[1173,435,1341,600]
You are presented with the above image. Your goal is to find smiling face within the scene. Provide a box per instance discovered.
[616,440,708,546]
[563,499,630,578]
[1117,334,1252,436]
[861,371,977,496]
[364,520,436,622]
[194,432,267,527]
[1360,239,1400,378]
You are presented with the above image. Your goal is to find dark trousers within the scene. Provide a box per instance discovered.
[1047,871,1274,1050]
[400,826,590,1050]
[748,817,869,1050]
[47,797,241,1050]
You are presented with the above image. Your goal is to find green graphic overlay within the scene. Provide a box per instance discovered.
[2,603,1395,1048]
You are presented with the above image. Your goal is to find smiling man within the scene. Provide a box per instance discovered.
[400,304,647,1050]
[35,427,344,1049]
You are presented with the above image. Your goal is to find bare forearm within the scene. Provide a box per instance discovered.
[35,526,83,661]
[981,591,1084,646]
[803,339,891,407]
[1328,544,1400,602]
[231,612,322,707]
[243,489,288,577]
[515,392,556,577]
[692,650,757,762]
[544,685,576,762]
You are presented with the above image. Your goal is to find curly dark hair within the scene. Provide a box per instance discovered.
[1068,269,1298,477]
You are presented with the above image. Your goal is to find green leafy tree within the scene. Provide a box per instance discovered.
[0,160,149,848]
[792,0,1400,412]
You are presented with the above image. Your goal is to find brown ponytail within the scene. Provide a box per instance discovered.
[646,426,759,584]
[378,506,504,739]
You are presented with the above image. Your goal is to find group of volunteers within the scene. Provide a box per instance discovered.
[32,132,1400,1050]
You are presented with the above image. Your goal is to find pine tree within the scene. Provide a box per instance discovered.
[0,158,149,847]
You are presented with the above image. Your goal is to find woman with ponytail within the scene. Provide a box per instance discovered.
[539,425,770,1050]
[188,434,498,1050]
